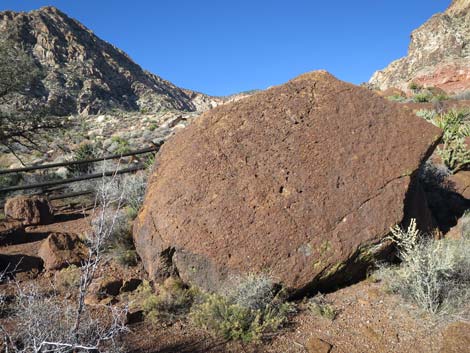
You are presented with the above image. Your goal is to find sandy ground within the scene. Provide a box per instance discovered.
[1,205,469,353]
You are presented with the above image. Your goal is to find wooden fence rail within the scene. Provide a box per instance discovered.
[0,165,145,193]
[0,143,162,175]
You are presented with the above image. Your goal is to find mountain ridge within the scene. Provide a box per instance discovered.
[0,6,209,115]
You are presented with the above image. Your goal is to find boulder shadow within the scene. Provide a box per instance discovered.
[0,254,44,275]
[0,231,50,246]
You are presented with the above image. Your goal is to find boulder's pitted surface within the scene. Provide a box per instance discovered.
[370,0,470,94]
[4,195,54,226]
[134,71,441,293]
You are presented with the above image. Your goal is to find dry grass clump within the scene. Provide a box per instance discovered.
[56,265,81,290]
[131,278,195,324]
[90,209,138,266]
[307,293,338,320]
[377,219,470,317]
[190,274,294,343]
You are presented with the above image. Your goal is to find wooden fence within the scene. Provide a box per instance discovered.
[0,143,162,202]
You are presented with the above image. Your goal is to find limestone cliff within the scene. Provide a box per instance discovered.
[369,0,470,94]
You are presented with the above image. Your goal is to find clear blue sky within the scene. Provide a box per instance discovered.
[1,0,450,96]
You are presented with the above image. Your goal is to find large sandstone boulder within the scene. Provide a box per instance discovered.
[38,232,87,270]
[134,71,441,293]
[4,195,54,226]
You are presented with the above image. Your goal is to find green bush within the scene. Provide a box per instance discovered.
[386,94,407,103]
[134,278,195,323]
[111,136,131,155]
[408,82,422,91]
[438,138,470,174]
[415,109,437,122]
[377,219,470,316]
[67,142,96,176]
[417,109,470,173]
[0,173,21,188]
[190,274,293,342]
[413,92,433,103]
[432,93,449,102]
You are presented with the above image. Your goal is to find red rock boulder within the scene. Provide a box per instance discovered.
[38,232,87,270]
[4,195,54,226]
[133,71,442,293]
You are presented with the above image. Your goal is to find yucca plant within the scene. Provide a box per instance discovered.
[419,109,470,173]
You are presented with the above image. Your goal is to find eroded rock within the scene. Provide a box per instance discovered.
[38,232,87,270]
[134,71,441,293]
[4,195,54,226]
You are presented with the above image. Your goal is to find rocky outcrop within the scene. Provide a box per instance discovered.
[0,6,198,115]
[133,71,441,294]
[4,195,54,226]
[369,0,470,94]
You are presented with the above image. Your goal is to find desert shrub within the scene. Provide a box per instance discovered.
[418,109,470,173]
[92,170,148,219]
[432,93,449,102]
[121,171,147,218]
[0,173,21,188]
[226,274,276,311]
[190,274,293,342]
[2,284,127,352]
[418,161,450,188]
[133,278,195,323]
[0,173,130,352]
[438,138,470,174]
[91,209,137,266]
[67,142,96,176]
[307,294,338,320]
[111,136,131,155]
[431,109,470,139]
[452,91,470,101]
[377,219,470,316]
[416,109,437,122]
[413,92,433,103]
[144,153,156,169]
[408,82,422,91]
[56,265,81,289]
[386,94,407,103]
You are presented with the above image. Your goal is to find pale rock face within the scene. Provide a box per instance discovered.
[369,0,470,94]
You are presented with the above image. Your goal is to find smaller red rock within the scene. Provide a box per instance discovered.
[38,232,87,270]
[4,195,54,226]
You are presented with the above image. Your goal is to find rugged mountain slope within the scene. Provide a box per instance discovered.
[0,6,198,115]
[369,0,470,94]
